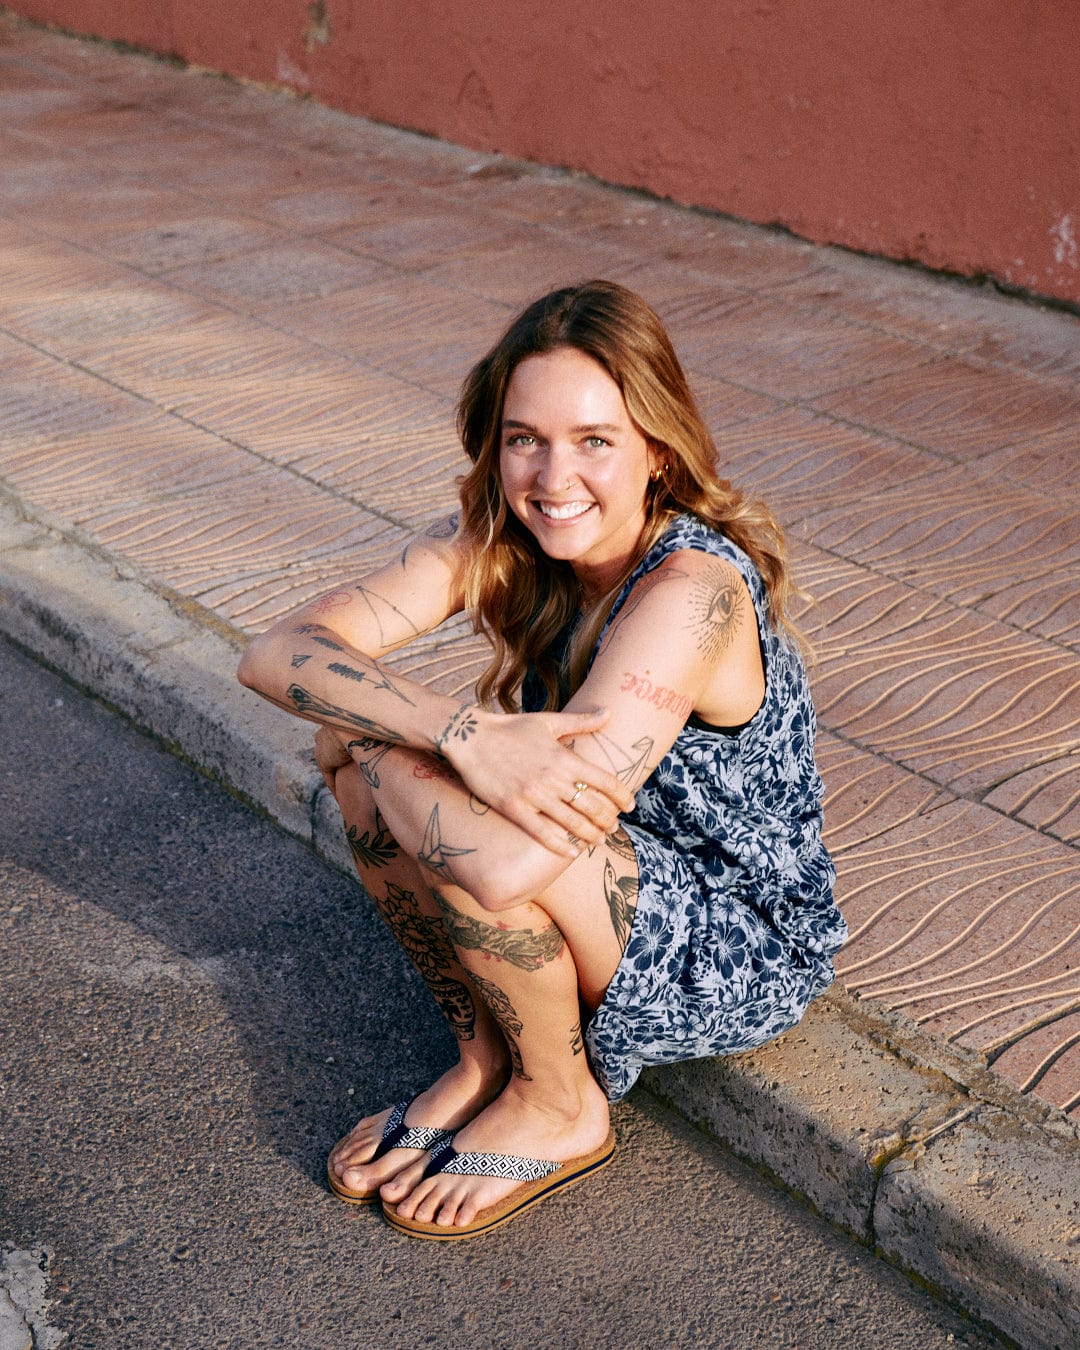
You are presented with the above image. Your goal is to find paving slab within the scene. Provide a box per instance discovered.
[1,14,1078,1345]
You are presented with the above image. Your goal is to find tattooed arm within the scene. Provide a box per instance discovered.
[237,513,475,750]
[583,549,765,732]
[237,513,633,849]
[357,550,764,912]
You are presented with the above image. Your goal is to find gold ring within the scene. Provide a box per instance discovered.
[568,781,588,805]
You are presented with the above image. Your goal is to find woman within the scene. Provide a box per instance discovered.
[237,279,845,1240]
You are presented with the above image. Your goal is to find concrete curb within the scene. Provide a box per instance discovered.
[2,492,1076,1348]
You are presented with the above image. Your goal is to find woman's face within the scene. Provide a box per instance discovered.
[499,346,657,600]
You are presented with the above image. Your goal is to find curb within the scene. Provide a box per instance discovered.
[1,492,1076,1348]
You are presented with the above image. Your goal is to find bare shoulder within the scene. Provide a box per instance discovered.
[672,549,756,661]
[600,548,755,664]
[399,510,474,574]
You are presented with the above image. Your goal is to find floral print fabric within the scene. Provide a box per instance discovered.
[557,514,845,1100]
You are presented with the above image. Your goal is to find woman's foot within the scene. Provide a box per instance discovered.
[329,1058,506,1199]
[381,1075,611,1228]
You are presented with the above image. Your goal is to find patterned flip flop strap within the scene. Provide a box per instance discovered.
[422,1137,561,1183]
[372,1099,452,1162]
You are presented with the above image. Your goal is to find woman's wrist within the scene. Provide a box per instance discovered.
[432,700,482,759]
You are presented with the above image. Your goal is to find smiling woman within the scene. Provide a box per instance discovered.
[237,279,846,1241]
[499,347,656,600]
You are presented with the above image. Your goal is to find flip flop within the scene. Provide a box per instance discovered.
[327,1097,453,1204]
[381,1128,616,1239]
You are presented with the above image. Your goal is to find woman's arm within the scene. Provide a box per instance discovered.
[237,517,472,751]
[237,515,635,850]
[366,550,763,910]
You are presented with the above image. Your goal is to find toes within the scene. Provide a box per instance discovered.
[379,1155,427,1201]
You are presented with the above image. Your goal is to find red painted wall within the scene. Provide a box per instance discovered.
[8,0,1080,304]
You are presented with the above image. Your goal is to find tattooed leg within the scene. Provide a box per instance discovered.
[602,826,640,951]
[328,761,504,1057]
[325,742,639,1226]
[383,875,614,1225]
[325,761,510,1197]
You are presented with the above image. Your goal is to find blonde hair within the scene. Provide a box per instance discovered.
[457,280,802,711]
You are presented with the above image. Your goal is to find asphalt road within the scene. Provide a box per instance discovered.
[0,635,999,1349]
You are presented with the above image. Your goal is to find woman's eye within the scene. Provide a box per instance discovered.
[585,436,610,449]
[506,433,535,447]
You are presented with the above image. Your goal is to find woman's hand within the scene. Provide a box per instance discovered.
[437,704,636,856]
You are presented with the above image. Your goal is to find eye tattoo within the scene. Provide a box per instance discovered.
[691,564,745,661]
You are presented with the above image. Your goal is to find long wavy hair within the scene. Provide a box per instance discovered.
[457,280,802,711]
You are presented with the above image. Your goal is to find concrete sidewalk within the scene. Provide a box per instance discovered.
[0,14,1077,1346]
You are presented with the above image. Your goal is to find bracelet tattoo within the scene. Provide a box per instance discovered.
[433,702,479,753]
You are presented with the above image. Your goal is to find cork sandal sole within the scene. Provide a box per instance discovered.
[381,1129,616,1239]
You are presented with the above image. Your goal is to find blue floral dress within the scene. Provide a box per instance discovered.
[525,514,846,1100]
